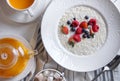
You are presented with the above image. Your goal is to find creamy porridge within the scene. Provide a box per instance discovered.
[58,6,107,55]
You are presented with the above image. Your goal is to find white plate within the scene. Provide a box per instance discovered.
[0,0,45,23]
[0,34,36,81]
[41,0,120,72]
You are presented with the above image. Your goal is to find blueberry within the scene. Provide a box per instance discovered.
[67,20,71,25]
[85,15,89,20]
[70,24,73,27]
[82,34,87,38]
[82,29,86,33]
[71,27,76,32]
[87,34,91,38]
[73,18,76,20]
[84,30,89,34]
[82,29,89,34]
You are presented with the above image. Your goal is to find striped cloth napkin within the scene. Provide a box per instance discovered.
[88,65,120,81]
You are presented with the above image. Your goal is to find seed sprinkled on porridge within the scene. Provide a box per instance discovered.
[58,6,107,55]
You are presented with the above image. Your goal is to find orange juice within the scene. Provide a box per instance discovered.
[0,38,30,78]
[8,0,34,10]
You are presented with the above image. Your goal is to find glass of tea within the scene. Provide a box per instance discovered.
[0,34,38,78]
[6,0,36,17]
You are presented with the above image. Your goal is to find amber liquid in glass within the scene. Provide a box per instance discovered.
[0,38,30,78]
[8,0,34,10]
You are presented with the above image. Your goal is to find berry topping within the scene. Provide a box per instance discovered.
[79,21,88,29]
[62,17,100,46]
[61,26,69,34]
[68,36,75,47]
[82,29,86,33]
[83,29,89,34]
[88,25,92,29]
[72,20,79,27]
[85,15,89,20]
[67,20,71,25]
[84,31,89,35]
[87,34,91,38]
[70,24,73,27]
[90,28,94,35]
[76,27,83,34]
[73,18,76,20]
[88,19,96,26]
[68,36,73,42]
[82,34,87,38]
[73,35,81,42]
[91,33,95,38]
[92,25,99,32]
[71,27,76,32]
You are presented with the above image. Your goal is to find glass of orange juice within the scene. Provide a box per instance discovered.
[6,0,36,17]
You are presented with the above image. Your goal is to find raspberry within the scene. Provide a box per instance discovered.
[76,27,83,34]
[73,35,81,42]
[79,21,88,29]
[61,26,69,34]
[88,19,96,26]
[92,25,99,32]
[71,20,79,27]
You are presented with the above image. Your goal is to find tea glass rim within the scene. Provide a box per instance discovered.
[6,0,36,11]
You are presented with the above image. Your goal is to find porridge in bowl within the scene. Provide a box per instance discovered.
[58,6,107,55]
